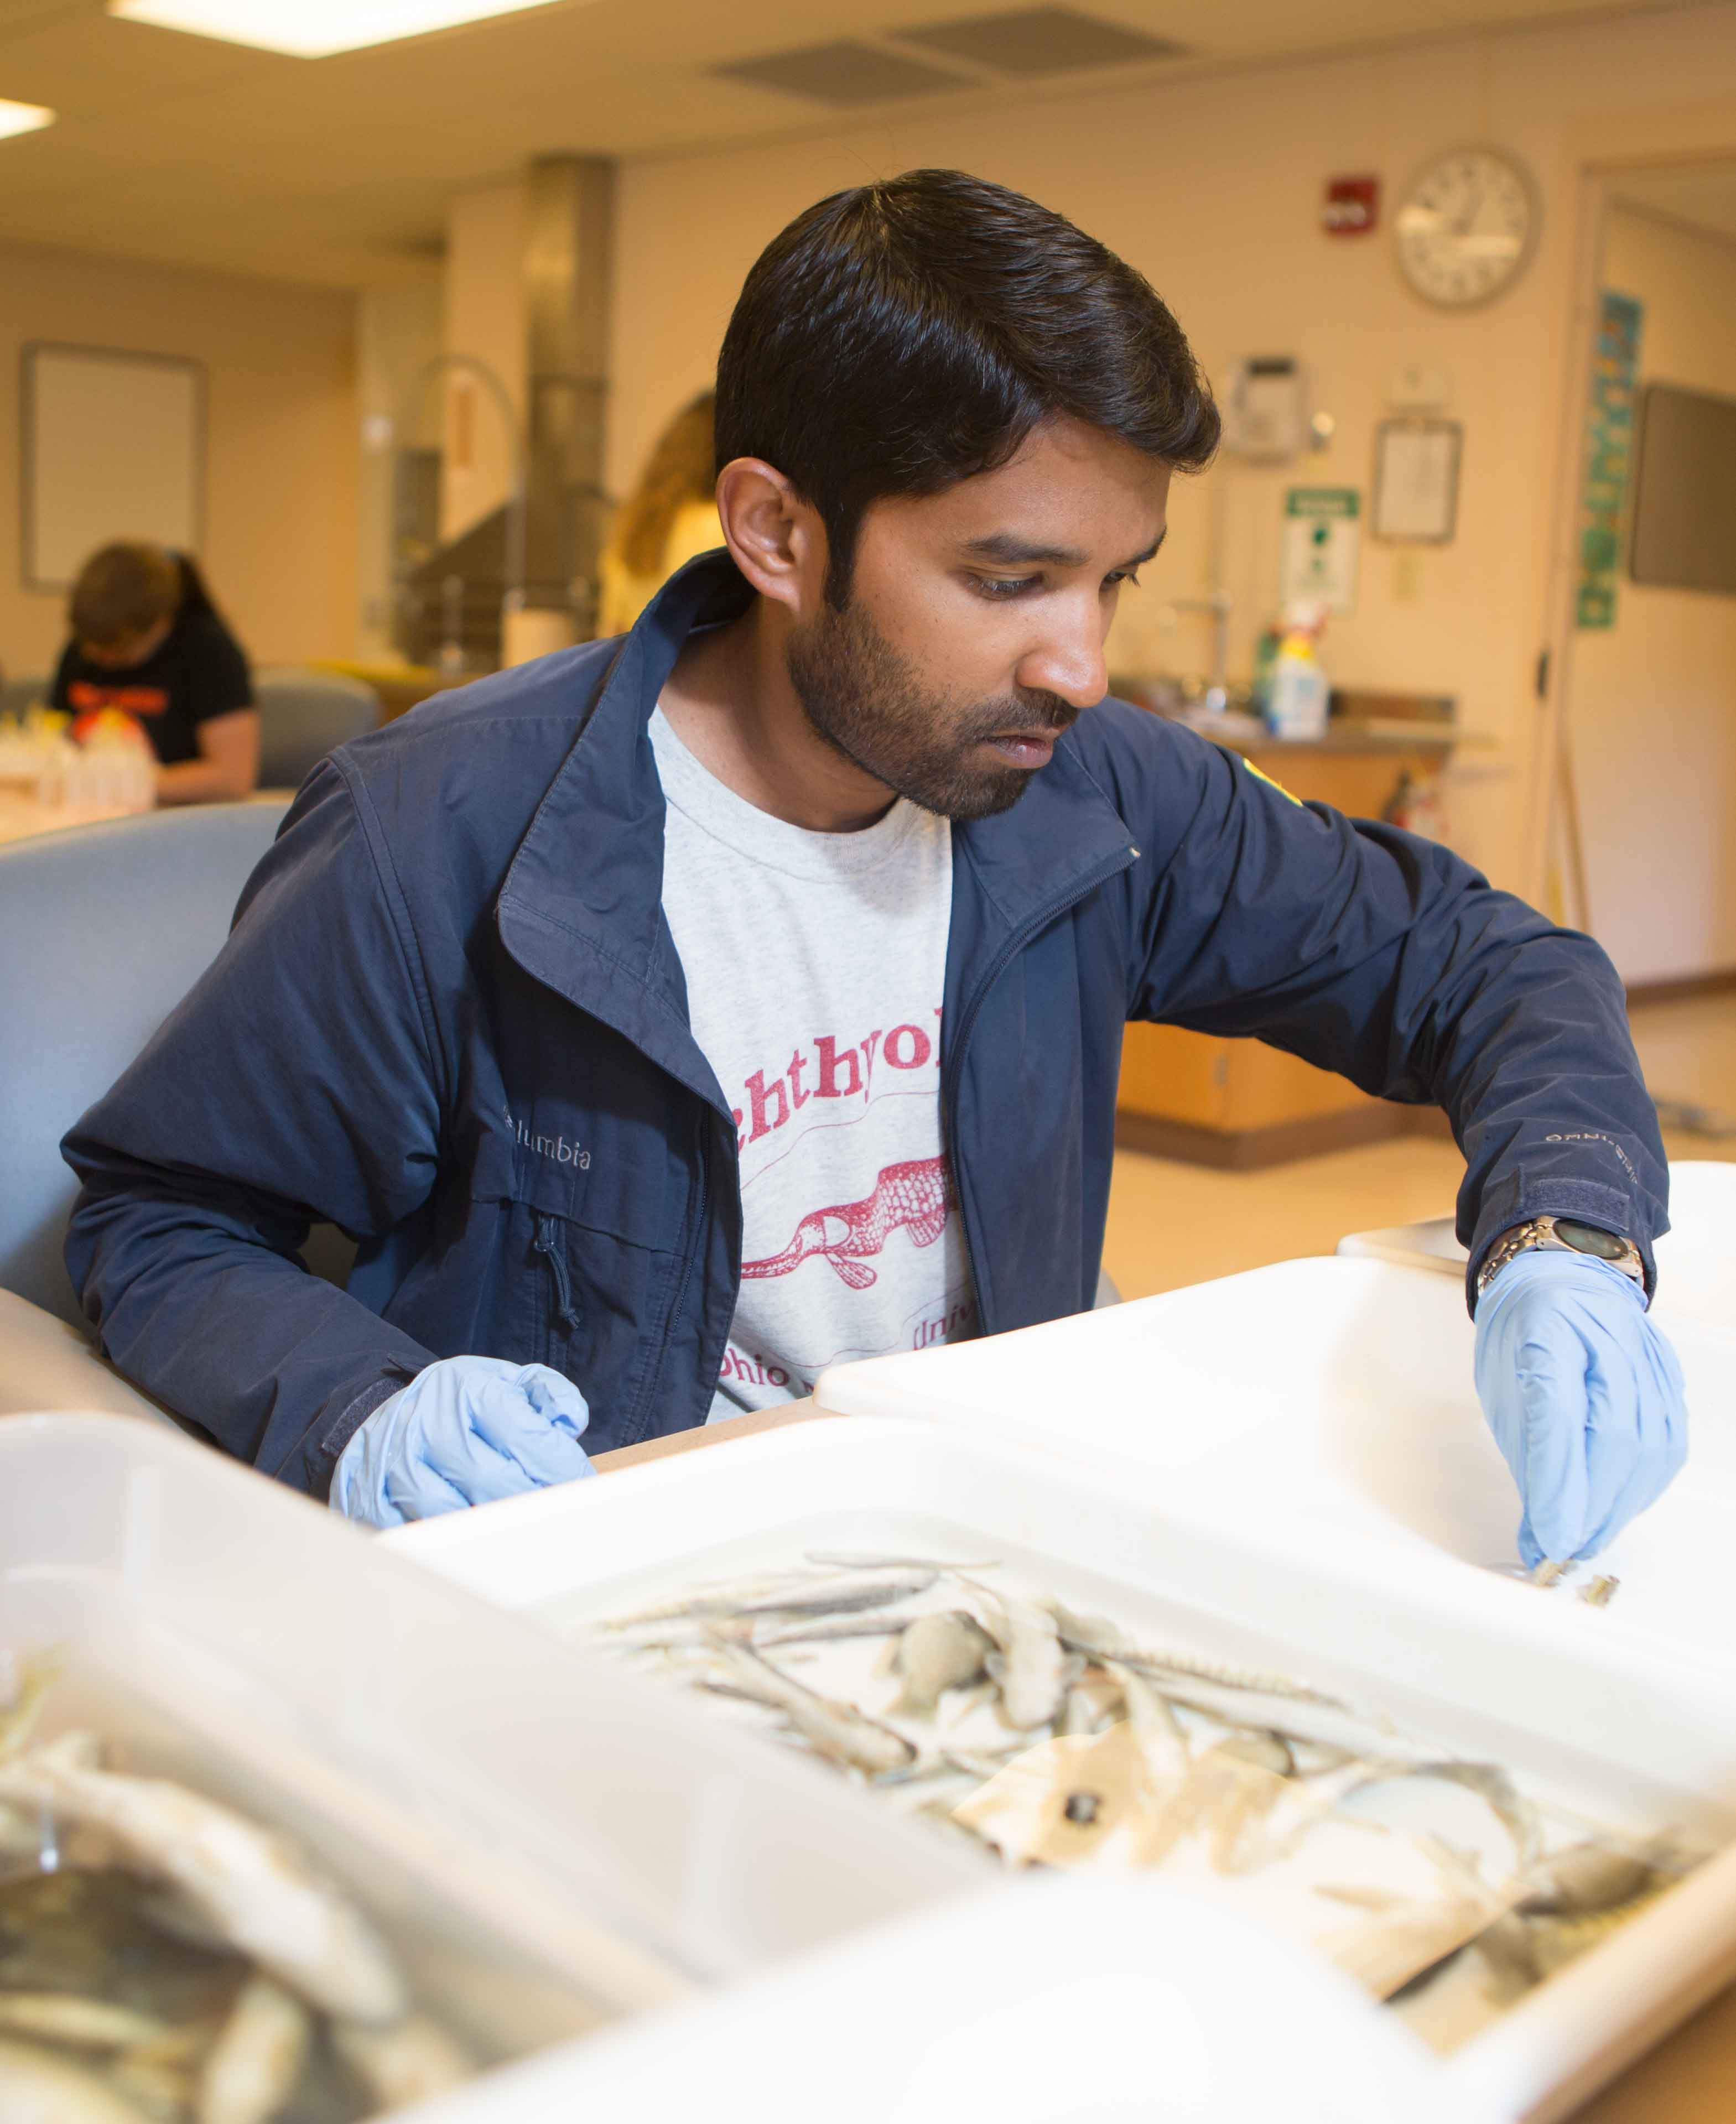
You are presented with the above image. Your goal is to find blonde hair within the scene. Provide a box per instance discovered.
[610,394,716,579]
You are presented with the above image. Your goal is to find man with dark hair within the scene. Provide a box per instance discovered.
[66,171,1683,1571]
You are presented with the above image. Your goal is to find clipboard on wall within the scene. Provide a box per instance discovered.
[1371,418,1462,544]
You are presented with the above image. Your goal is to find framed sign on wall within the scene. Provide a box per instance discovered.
[1371,419,1463,543]
[21,343,205,590]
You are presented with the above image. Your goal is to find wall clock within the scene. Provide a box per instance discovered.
[1395,147,1537,308]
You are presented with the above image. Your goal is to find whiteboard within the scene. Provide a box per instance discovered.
[22,343,204,590]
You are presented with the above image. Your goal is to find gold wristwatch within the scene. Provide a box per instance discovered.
[1475,1214,1647,1304]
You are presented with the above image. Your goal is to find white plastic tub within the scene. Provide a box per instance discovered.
[408,1877,1489,2124]
[0,1412,979,2056]
[1336,1159,1736,1351]
[395,1414,1736,2123]
[813,1256,1736,1660]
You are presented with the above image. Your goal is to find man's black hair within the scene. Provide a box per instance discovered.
[714,167,1220,603]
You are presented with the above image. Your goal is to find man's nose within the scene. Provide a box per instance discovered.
[1015,612,1109,711]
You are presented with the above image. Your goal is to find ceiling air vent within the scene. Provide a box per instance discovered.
[711,40,975,106]
[895,7,1187,76]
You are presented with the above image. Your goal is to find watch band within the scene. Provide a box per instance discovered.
[1475,1215,1646,1304]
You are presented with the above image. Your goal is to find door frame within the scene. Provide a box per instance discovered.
[1527,103,1736,916]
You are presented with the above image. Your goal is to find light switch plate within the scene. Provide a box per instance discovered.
[1387,363,1451,410]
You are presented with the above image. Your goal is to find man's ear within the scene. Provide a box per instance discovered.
[716,458,828,616]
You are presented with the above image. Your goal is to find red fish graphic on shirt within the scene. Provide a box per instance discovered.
[741,1155,956,1289]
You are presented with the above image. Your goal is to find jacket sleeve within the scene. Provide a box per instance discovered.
[1118,732,1667,1302]
[63,760,444,1495]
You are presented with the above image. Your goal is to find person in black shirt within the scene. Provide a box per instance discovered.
[51,543,257,805]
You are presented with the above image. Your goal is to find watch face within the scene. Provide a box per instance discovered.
[1396,148,1535,308]
[1554,1218,1627,1261]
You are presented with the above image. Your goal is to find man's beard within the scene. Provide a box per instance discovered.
[784,592,1078,822]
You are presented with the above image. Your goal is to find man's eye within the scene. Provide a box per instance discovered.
[972,575,1039,601]
[1104,568,1143,591]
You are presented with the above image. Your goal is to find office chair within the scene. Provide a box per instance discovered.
[0,803,292,1418]
[253,668,379,791]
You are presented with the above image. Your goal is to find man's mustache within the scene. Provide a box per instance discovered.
[961,690,1080,741]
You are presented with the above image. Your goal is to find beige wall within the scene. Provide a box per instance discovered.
[0,241,356,683]
[1573,203,1736,985]
[440,181,525,543]
[357,276,444,663]
[607,2,1736,889]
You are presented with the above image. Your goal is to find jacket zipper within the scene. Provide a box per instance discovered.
[533,1213,583,1332]
[942,845,1140,1323]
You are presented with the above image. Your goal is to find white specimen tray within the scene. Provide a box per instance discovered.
[813,1256,1736,1662]
[1337,1159,1736,1352]
[412,1877,1489,2124]
[0,1414,978,2052]
[396,1414,1736,2124]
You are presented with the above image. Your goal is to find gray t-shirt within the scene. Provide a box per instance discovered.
[649,707,978,1421]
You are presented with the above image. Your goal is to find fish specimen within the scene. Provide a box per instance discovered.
[584,1546,1701,2028]
[604,1568,936,1630]
[1054,1609,1345,1707]
[0,1737,404,2024]
[0,2033,158,2124]
[196,1978,309,2124]
[1518,1840,1660,1917]
[889,1614,994,1719]
[954,1586,1079,1732]
[707,1638,916,1776]
[0,1676,479,2124]
[330,2016,474,2110]
[0,1998,173,2050]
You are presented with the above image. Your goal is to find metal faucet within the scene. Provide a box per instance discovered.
[1158,590,1234,712]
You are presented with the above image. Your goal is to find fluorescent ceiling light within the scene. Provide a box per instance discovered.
[0,99,55,140]
[106,0,565,59]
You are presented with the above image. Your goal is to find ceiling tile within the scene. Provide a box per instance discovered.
[893,6,1185,75]
[710,38,976,106]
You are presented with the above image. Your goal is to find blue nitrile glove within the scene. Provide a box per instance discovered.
[330,1355,593,1529]
[1473,1250,1687,1569]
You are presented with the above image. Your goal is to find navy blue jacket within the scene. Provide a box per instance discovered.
[64,554,1667,1496]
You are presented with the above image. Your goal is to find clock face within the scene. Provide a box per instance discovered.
[1396,148,1536,308]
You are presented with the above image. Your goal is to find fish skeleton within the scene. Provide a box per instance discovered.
[1099,1663,1191,1788]
[1119,1669,1430,1765]
[605,1568,936,1630]
[1518,1841,1658,1917]
[754,1617,916,1650]
[803,1552,1000,1572]
[1055,1608,1348,1708]
[706,1639,916,1776]
[1407,1761,1541,1870]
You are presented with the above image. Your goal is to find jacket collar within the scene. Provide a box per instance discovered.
[495,551,749,1117]
[496,549,1137,1110]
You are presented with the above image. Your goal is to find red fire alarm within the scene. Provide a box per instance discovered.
[1323,175,1379,236]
